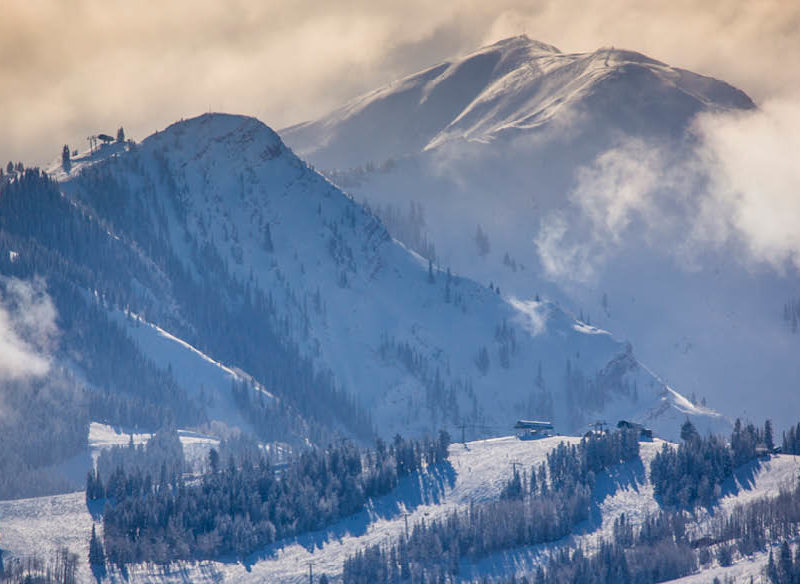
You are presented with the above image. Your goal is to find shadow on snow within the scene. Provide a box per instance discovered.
[239,461,456,568]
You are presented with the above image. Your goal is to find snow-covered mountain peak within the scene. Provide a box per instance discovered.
[283,37,754,169]
[145,113,287,167]
[44,109,728,442]
[49,114,284,184]
[465,35,562,67]
[481,34,561,54]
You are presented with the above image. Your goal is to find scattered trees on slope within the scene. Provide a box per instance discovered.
[499,472,800,584]
[93,432,449,564]
[0,549,78,584]
[0,165,375,447]
[650,419,775,509]
[343,430,640,583]
[782,422,800,455]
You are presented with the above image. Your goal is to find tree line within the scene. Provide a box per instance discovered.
[1,160,378,460]
[781,422,800,455]
[342,429,640,583]
[515,473,800,584]
[767,540,800,584]
[650,418,774,509]
[89,432,449,565]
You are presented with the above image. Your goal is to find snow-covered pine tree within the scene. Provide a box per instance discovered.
[62,145,71,172]
[89,523,105,566]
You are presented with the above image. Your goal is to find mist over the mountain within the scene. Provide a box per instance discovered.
[1,16,799,583]
[0,277,55,381]
[692,100,800,270]
[283,36,800,430]
[536,99,800,280]
[3,0,799,167]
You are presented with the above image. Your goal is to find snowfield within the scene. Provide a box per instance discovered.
[1,435,797,583]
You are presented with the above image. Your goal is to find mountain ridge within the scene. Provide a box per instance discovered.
[34,111,727,443]
[283,35,754,170]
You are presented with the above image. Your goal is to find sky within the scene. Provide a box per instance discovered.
[1,0,799,167]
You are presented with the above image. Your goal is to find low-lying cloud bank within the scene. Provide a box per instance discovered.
[694,99,800,271]
[535,98,800,281]
[0,277,56,380]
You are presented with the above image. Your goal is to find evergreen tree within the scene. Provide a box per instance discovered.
[680,419,698,443]
[61,145,71,172]
[89,523,106,566]
[764,419,774,451]
[475,346,490,375]
[768,549,779,584]
[778,541,792,584]
[116,127,125,143]
[264,222,274,252]
[208,448,220,473]
[475,224,490,257]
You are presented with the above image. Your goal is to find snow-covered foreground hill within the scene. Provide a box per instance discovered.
[1,436,797,583]
[50,112,722,441]
[282,35,800,430]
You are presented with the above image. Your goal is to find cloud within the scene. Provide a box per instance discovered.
[509,297,548,336]
[1,0,798,167]
[692,99,800,270]
[534,139,672,282]
[481,0,800,102]
[534,214,598,282]
[0,277,57,380]
[571,140,665,243]
[534,98,800,281]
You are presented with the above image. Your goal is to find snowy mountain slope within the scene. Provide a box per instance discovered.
[2,436,796,583]
[110,309,274,436]
[283,35,753,170]
[53,112,726,441]
[280,36,800,430]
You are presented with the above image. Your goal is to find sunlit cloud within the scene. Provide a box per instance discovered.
[1,0,798,166]
[534,99,800,281]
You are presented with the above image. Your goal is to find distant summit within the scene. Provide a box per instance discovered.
[480,34,562,55]
[283,36,754,170]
